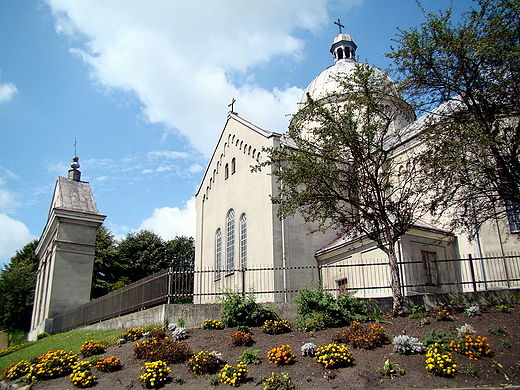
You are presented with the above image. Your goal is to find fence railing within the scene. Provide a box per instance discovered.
[51,253,520,334]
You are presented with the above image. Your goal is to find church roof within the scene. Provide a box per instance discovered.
[195,112,281,197]
[316,219,453,257]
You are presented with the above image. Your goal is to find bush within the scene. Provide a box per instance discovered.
[219,290,279,328]
[465,305,481,317]
[262,372,297,390]
[424,329,451,346]
[188,351,221,375]
[202,319,225,330]
[332,321,388,349]
[139,360,171,388]
[314,343,353,368]
[69,361,97,388]
[449,334,492,360]
[218,362,248,387]
[409,305,427,319]
[296,312,325,332]
[294,284,367,330]
[231,331,255,346]
[25,350,79,382]
[80,340,106,357]
[266,345,296,365]
[122,327,147,341]
[147,327,167,340]
[37,332,51,340]
[238,349,261,365]
[3,360,32,381]
[261,320,292,335]
[95,356,122,372]
[456,323,476,338]
[425,344,457,377]
[171,327,188,340]
[133,339,193,363]
[392,335,426,355]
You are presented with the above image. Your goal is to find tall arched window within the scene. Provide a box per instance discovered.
[231,157,236,174]
[240,213,247,268]
[226,209,235,273]
[215,229,222,280]
[225,163,229,179]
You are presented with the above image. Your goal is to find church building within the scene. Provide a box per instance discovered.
[194,31,520,303]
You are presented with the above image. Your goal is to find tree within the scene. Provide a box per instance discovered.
[260,63,424,313]
[164,236,195,271]
[91,225,124,299]
[0,240,39,336]
[387,0,520,232]
[164,236,195,303]
[116,230,166,283]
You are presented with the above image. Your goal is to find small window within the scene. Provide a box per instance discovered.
[421,250,439,285]
[231,158,236,175]
[225,163,229,179]
[336,278,348,295]
[337,47,344,60]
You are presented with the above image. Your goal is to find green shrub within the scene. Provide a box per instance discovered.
[263,372,297,390]
[294,284,367,330]
[37,332,51,340]
[261,320,292,335]
[218,290,278,327]
[424,329,451,347]
[237,349,261,365]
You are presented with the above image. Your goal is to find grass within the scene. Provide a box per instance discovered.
[0,328,123,374]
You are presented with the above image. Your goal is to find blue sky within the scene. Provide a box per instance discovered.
[0,0,475,266]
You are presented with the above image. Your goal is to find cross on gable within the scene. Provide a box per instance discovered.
[228,98,237,114]
[334,18,345,34]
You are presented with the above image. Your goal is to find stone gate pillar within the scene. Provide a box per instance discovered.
[28,157,106,340]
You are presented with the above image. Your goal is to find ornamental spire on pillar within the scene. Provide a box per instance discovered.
[68,156,81,181]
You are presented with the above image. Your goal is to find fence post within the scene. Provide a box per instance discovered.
[167,268,172,304]
[468,254,477,293]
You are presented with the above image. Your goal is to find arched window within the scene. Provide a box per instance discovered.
[240,213,247,268]
[226,209,235,273]
[215,229,222,280]
[225,163,229,179]
[231,158,236,174]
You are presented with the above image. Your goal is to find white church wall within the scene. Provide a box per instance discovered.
[194,115,282,303]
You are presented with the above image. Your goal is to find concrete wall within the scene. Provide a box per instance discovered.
[76,288,520,333]
[81,302,299,331]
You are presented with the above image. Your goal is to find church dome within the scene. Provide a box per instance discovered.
[301,32,387,102]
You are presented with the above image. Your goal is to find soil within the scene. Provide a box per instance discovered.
[30,307,520,390]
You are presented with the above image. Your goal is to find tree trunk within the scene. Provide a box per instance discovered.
[386,247,404,315]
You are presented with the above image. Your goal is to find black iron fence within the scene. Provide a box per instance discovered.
[51,253,520,334]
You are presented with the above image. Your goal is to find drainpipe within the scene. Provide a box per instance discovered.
[281,216,287,303]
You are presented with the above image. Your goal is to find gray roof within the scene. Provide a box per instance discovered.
[50,176,103,216]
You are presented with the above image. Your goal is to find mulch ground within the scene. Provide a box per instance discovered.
[28,306,520,389]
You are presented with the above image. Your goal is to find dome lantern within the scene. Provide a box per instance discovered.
[330,19,357,63]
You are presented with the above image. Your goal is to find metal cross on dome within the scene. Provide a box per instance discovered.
[334,19,345,34]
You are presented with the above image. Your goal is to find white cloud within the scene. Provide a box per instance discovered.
[138,197,196,239]
[0,214,36,267]
[45,0,361,156]
[0,82,18,103]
